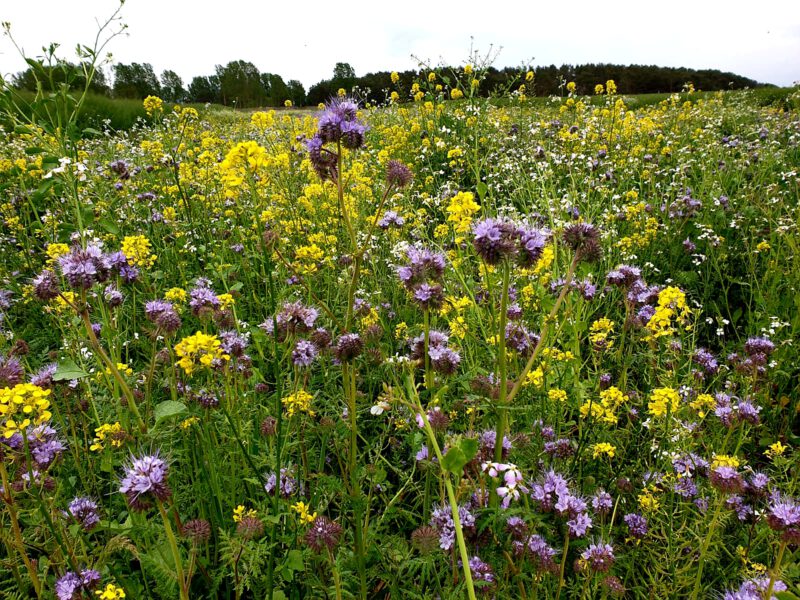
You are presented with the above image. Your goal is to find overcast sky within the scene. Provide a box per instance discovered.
[1,0,799,90]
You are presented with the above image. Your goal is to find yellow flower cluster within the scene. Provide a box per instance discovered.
[592,442,616,458]
[251,111,275,129]
[711,454,740,469]
[645,286,692,340]
[0,383,52,438]
[548,388,567,403]
[638,487,660,512]
[446,191,480,234]
[294,244,325,274]
[95,584,125,599]
[46,242,71,265]
[121,235,157,268]
[143,95,163,115]
[233,505,258,523]
[580,386,627,425]
[90,422,125,451]
[439,295,472,339]
[291,501,317,524]
[589,318,615,350]
[282,390,315,417]
[648,387,680,418]
[689,393,716,418]
[174,332,230,375]
[765,441,788,460]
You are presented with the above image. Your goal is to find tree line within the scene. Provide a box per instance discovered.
[10,59,767,108]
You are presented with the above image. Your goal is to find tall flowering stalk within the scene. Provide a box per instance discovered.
[306,98,413,600]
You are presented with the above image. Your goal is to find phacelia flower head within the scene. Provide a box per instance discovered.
[119,451,171,509]
[145,300,181,333]
[58,243,113,290]
[305,515,343,552]
[386,160,413,188]
[67,496,100,531]
[581,541,615,572]
[562,222,602,262]
[472,218,519,264]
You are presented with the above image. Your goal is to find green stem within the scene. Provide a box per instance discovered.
[409,377,477,600]
[158,500,189,600]
[0,462,42,598]
[493,260,511,465]
[556,529,570,599]
[765,539,788,600]
[80,309,146,432]
[689,495,725,600]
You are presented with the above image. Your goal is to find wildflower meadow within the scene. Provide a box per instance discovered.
[1,16,799,600]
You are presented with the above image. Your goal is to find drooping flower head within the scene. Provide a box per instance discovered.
[472,218,519,264]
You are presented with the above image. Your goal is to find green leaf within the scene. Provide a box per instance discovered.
[284,549,304,572]
[24,146,46,155]
[476,181,488,200]
[83,127,103,137]
[441,437,479,474]
[53,359,89,381]
[98,218,120,235]
[153,401,187,427]
[776,592,800,600]
[272,592,287,600]
[441,447,466,474]
[459,438,478,463]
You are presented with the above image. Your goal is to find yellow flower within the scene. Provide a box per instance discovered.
[450,88,464,100]
[0,383,53,438]
[165,287,187,304]
[251,111,275,129]
[595,84,604,95]
[121,235,157,268]
[174,332,230,375]
[638,488,660,512]
[233,505,257,523]
[592,443,616,458]
[391,71,399,84]
[765,441,788,459]
[606,80,617,95]
[284,99,293,107]
[282,390,315,417]
[566,81,576,93]
[711,454,740,469]
[143,95,163,115]
[446,191,480,233]
[589,318,615,350]
[291,501,317,524]
[90,422,125,451]
[464,64,473,75]
[648,387,680,418]
[525,71,534,82]
[46,243,70,265]
[95,584,125,599]
[217,293,235,311]
[390,91,400,103]
[337,88,346,97]
[756,240,771,252]
[548,388,567,403]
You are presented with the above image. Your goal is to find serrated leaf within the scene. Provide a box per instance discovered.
[153,401,187,427]
[53,359,89,381]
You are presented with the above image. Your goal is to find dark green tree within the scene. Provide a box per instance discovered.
[112,62,160,98]
[187,75,221,104]
[160,69,186,103]
[215,60,265,107]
